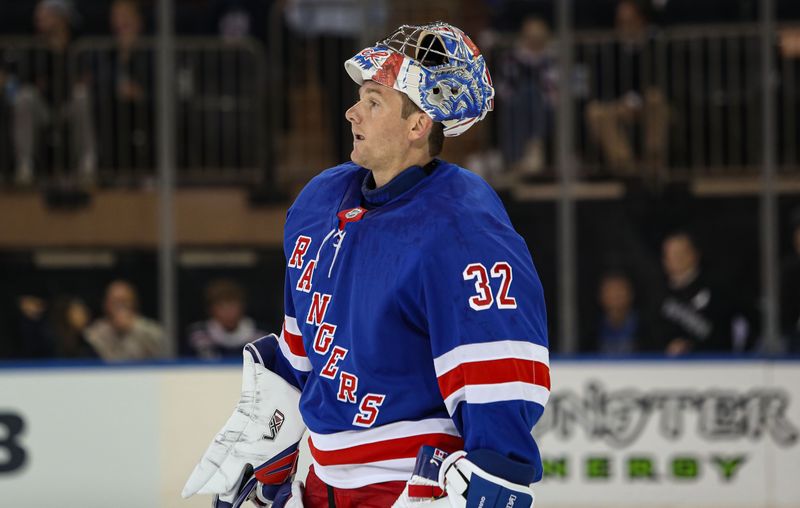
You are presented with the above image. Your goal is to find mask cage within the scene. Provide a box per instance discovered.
[379,23,466,68]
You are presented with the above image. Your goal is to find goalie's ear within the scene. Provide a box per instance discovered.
[407,111,434,144]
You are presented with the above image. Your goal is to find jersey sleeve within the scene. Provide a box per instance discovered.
[421,227,550,481]
[263,270,312,391]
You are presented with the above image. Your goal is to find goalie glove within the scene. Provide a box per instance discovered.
[438,449,536,508]
[392,446,451,507]
[182,335,306,501]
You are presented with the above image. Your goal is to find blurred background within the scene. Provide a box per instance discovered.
[0,0,799,507]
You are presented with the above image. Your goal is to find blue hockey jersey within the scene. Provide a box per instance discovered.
[269,159,550,489]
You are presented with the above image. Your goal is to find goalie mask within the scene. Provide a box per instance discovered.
[344,22,494,137]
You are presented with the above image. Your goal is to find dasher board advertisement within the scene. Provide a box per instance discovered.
[534,361,800,507]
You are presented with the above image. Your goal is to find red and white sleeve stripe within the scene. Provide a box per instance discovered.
[277,315,312,372]
[433,340,551,415]
[307,418,464,488]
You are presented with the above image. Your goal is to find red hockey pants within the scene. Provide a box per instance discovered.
[303,465,406,508]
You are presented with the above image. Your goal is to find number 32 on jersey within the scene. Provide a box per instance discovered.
[462,262,517,311]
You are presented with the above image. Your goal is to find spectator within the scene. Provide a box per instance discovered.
[584,0,668,178]
[496,16,557,180]
[209,0,266,43]
[781,208,800,352]
[12,294,54,358]
[49,295,98,358]
[9,293,96,359]
[590,271,642,355]
[85,279,164,361]
[657,231,733,355]
[11,0,96,186]
[186,278,265,359]
[92,0,154,173]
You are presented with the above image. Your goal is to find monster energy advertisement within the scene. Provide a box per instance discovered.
[533,363,800,507]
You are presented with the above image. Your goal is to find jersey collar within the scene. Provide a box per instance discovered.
[361,159,439,208]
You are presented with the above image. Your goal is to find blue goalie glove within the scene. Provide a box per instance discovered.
[439,450,536,508]
[393,447,536,508]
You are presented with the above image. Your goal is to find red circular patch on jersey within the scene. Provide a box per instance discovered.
[337,207,367,230]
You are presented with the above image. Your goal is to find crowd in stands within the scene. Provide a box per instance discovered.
[2,214,798,362]
[586,230,761,356]
[2,0,799,187]
[493,0,671,182]
[4,276,267,361]
[0,0,798,361]
[9,279,162,361]
[1,0,267,186]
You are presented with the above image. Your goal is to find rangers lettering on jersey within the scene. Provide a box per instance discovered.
[296,260,316,293]
[306,293,332,325]
[320,346,348,379]
[313,323,337,354]
[353,394,386,427]
[337,372,358,403]
[288,235,312,269]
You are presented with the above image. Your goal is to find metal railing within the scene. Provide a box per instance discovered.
[2,23,797,188]
[491,23,800,181]
[0,36,267,186]
[264,19,800,186]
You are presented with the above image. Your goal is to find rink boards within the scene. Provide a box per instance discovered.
[0,359,798,508]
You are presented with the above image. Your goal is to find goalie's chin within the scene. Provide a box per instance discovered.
[350,147,364,166]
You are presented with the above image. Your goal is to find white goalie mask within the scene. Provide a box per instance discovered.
[344,22,495,137]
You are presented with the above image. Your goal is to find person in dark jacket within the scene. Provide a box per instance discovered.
[657,231,734,355]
